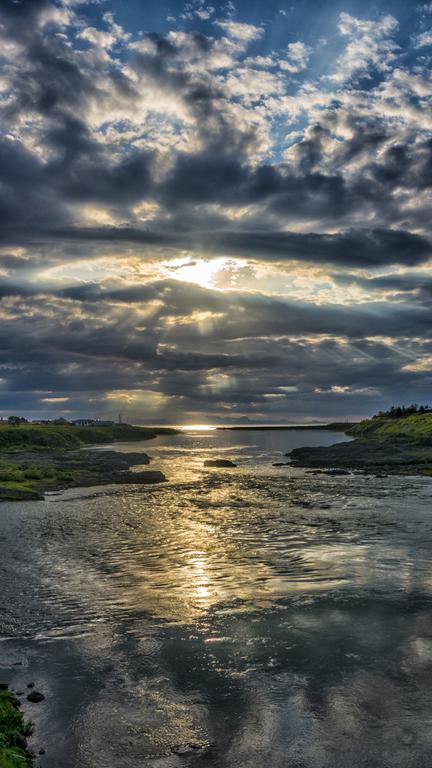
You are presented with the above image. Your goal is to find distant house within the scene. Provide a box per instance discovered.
[72,419,115,427]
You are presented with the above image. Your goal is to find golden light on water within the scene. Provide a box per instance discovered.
[179,424,217,431]
[190,556,212,608]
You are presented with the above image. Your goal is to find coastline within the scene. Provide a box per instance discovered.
[289,413,432,476]
[3,415,432,501]
[0,424,178,501]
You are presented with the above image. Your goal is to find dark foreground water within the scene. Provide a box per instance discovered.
[1,428,432,767]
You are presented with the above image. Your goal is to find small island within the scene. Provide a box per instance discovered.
[0,419,177,501]
[289,405,432,475]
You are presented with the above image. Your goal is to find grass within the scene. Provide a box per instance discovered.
[0,461,72,495]
[0,462,56,483]
[0,461,113,497]
[0,691,33,767]
[0,423,175,453]
[348,413,432,444]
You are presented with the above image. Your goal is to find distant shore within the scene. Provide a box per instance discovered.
[217,422,356,431]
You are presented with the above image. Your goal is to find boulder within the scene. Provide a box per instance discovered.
[123,470,167,484]
[204,459,237,468]
[26,691,45,703]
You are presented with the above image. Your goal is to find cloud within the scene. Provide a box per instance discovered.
[0,276,430,420]
[31,226,430,270]
[415,30,432,47]
[329,12,399,82]
[279,41,312,73]
[0,1,431,420]
[215,21,264,42]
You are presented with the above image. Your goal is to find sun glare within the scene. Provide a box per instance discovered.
[180,424,216,431]
[162,257,231,289]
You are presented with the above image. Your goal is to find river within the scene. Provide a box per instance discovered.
[1,427,432,767]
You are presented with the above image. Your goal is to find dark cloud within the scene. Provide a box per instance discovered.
[0,292,429,420]
[35,225,431,268]
[334,272,432,291]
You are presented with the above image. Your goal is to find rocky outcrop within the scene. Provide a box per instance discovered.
[289,438,432,475]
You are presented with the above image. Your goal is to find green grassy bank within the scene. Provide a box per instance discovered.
[0,691,33,767]
[348,412,432,444]
[0,423,176,453]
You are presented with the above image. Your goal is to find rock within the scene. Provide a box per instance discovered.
[121,470,167,484]
[272,462,290,466]
[61,450,151,471]
[289,437,432,476]
[27,683,34,688]
[173,743,212,757]
[204,459,237,468]
[0,683,8,690]
[26,690,45,703]
[39,749,46,755]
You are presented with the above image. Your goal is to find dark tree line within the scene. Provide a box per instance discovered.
[6,416,28,424]
[375,405,431,419]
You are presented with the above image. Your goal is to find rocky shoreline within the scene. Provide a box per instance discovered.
[289,436,432,475]
[0,448,167,501]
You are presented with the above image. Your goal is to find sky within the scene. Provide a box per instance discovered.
[0,0,431,424]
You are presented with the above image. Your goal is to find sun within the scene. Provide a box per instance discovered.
[162,257,231,289]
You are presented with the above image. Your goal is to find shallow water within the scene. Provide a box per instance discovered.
[1,428,432,767]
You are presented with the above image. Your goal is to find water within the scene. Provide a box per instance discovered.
[1,428,432,767]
